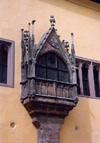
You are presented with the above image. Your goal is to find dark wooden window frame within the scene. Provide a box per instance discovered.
[36,52,69,82]
[76,56,100,99]
[0,38,15,87]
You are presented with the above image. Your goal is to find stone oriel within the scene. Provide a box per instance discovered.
[20,16,78,143]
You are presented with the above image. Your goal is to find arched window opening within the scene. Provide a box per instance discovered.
[93,66,100,97]
[0,44,8,83]
[82,63,90,96]
[35,52,69,82]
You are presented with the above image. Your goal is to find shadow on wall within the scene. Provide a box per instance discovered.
[60,97,92,143]
[39,0,100,21]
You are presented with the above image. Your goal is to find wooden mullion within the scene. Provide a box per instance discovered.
[88,62,95,97]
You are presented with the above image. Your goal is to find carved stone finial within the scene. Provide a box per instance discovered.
[62,40,65,44]
[50,15,56,27]
[24,30,29,41]
[21,29,24,41]
[28,23,31,34]
[71,33,74,36]
[63,41,69,53]
[21,29,24,32]
[71,32,75,65]
[65,41,69,48]
[32,20,36,25]
[71,33,74,46]
[32,20,36,36]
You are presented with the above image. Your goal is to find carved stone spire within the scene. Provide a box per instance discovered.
[21,29,25,82]
[32,20,36,58]
[71,33,75,65]
[32,20,35,35]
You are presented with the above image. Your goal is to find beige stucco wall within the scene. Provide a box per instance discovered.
[0,0,100,143]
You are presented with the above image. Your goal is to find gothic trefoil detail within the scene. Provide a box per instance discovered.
[20,15,78,143]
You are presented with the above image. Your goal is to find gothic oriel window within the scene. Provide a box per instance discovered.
[36,52,69,82]
[0,38,15,87]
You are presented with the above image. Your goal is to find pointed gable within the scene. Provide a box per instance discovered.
[36,27,67,62]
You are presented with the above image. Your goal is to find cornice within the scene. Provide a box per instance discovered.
[66,0,100,12]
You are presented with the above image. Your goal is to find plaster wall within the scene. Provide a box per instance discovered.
[0,0,100,143]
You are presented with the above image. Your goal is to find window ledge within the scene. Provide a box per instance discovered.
[0,83,14,88]
[78,94,100,100]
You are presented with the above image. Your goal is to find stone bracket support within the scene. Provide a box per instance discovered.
[34,117,64,143]
[23,97,76,143]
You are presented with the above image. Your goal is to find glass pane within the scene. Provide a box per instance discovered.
[93,69,99,82]
[47,53,57,68]
[82,64,88,80]
[95,83,100,97]
[36,55,46,66]
[0,65,3,82]
[93,69,100,97]
[0,44,8,83]
[0,49,2,65]
[76,69,80,94]
[58,58,67,70]
[59,71,69,82]
[36,66,46,78]
[35,52,69,82]
[82,66,90,96]
[83,80,90,96]
[0,46,7,65]
[82,68,88,80]
[0,66,7,83]
[2,66,7,83]
[47,69,57,80]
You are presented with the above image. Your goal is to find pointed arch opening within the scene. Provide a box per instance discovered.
[35,52,70,82]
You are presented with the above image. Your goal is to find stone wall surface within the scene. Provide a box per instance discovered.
[0,0,100,143]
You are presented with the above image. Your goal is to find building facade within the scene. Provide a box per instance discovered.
[0,0,100,143]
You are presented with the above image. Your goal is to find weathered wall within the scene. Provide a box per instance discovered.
[0,0,100,143]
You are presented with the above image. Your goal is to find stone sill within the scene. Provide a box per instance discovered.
[78,94,100,100]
